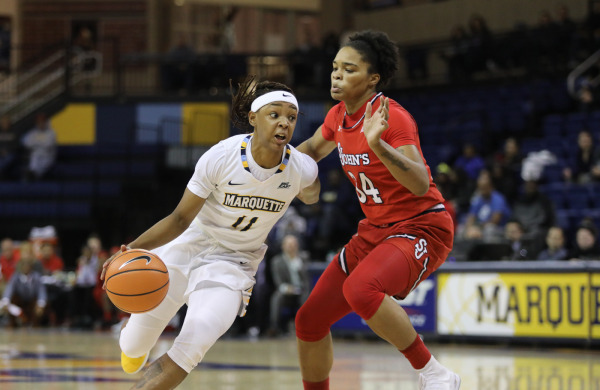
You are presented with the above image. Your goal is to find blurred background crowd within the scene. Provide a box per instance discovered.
[1,0,600,336]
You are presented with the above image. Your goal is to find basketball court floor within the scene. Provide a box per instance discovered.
[0,328,598,389]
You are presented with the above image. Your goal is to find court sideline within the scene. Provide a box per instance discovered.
[1,329,598,389]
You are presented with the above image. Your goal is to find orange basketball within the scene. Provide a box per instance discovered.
[105,249,169,314]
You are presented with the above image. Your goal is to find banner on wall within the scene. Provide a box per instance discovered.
[592,273,600,340]
[331,277,437,334]
[437,272,594,339]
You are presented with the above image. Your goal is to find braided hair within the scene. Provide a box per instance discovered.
[230,75,295,132]
[344,30,400,89]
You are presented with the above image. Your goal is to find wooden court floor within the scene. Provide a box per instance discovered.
[0,328,599,390]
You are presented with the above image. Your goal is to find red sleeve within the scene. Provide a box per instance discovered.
[382,100,418,149]
[321,103,344,141]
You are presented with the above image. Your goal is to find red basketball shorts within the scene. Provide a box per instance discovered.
[296,206,453,342]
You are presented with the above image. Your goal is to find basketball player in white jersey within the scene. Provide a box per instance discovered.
[100,76,320,389]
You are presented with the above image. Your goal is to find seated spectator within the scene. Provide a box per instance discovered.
[268,234,309,337]
[433,163,458,231]
[160,36,196,93]
[440,25,471,82]
[0,237,20,295]
[465,14,496,74]
[70,244,100,329]
[453,142,486,182]
[511,180,555,248]
[563,129,596,184]
[490,137,523,204]
[531,10,561,74]
[569,220,600,260]
[555,4,576,70]
[460,170,511,241]
[38,242,64,275]
[21,112,57,181]
[501,220,536,260]
[93,245,123,328]
[0,253,47,328]
[537,226,569,261]
[37,242,68,327]
[0,114,18,179]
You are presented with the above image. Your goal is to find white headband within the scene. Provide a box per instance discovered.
[251,91,299,113]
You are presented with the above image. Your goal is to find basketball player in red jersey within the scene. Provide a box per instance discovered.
[294,30,461,390]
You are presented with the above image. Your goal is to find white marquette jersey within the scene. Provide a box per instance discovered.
[187,133,317,252]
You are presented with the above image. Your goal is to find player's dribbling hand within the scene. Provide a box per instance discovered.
[100,244,129,289]
[363,96,389,146]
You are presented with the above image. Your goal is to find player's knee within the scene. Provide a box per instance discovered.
[295,302,329,342]
[170,314,227,372]
[120,331,151,358]
[343,273,384,320]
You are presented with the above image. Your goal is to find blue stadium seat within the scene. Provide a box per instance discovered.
[95,180,121,197]
[60,201,92,218]
[563,192,590,210]
[542,165,564,183]
[545,192,565,209]
[53,162,96,179]
[542,123,563,138]
[62,181,94,198]
[97,161,128,178]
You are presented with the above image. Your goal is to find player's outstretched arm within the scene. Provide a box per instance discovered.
[297,176,321,204]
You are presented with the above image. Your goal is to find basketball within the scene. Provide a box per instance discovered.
[105,249,169,314]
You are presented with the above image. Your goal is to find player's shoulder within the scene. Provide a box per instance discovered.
[327,101,345,116]
[289,144,316,164]
[217,133,248,148]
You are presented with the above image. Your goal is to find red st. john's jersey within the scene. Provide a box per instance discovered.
[321,93,444,225]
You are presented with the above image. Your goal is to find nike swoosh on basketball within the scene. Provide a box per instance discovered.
[228,180,244,185]
[119,255,152,270]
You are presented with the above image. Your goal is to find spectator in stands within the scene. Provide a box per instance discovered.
[453,142,485,181]
[0,238,20,295]
[465,14,496,74]
[160,36,196,94]
[461,169,511,241]
[0,248,47,327]
[70,244,100,329]
[94,245,123,329]
[268,234,309,337]
[584,2,600,59]
[569,219,600,260]
[270,205,308,249]
[555,4,576,70]
[433,163,458,230]
[38,242,64,275]
[511,180,555,248]
[532,10,561,75]
[290,23,321,89]
[319,32,340,89]
[440,25,471,82]
[575,73,600,113]
[489,137,523,205]
[563,129,596,184]
[0,114,18,179]
[21,112,57,181]
[501,219,535,260]
[537,226,568,261]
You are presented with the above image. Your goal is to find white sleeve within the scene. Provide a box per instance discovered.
[298,153,319,190]
[186,143,225,199]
